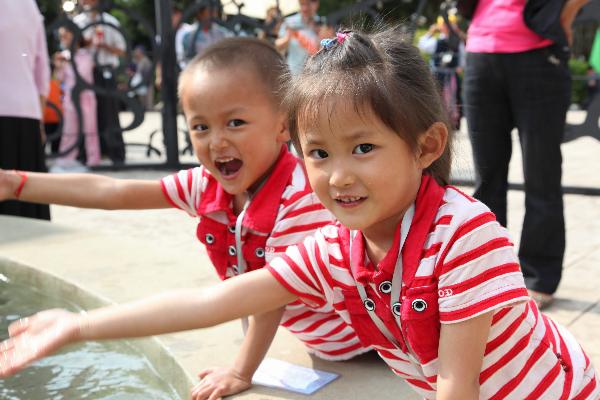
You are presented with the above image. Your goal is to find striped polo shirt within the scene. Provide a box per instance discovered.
[161,147,368,360]
[267,177,599,399]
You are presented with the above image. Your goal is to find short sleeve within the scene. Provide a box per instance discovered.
[267,234,329,309]
[265,191,334,263]
[160,167,205,217]
[437,212,529,324]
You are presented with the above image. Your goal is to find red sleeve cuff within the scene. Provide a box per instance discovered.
[440,287,530,324]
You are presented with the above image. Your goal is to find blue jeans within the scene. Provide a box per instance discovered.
[463,45,571,294]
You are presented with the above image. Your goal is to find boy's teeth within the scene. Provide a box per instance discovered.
[339,197,361,203]
[217,157,234,162]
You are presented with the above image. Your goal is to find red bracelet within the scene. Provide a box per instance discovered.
[13,170,28,198]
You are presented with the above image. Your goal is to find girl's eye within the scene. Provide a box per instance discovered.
[227,119,245,128]
[354,143,374,154]
[308,149,328,159]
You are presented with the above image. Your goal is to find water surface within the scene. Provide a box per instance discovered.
[0,274,181,399]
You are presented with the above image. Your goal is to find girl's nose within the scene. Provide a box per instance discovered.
[328,164,355,188]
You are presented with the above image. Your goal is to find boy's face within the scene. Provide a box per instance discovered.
[181,67,289,196]
[298,100,423,240]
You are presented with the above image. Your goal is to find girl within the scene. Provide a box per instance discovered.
[1,27,598,399]
[0,37,368,399]
[53,25,101,168]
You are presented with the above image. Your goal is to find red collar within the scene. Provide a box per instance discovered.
[196,145,298,233]
[344,174,446,286]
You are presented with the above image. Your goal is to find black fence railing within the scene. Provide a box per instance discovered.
[42,0,600,194]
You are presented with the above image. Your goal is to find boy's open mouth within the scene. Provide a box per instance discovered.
[215,158,243,177]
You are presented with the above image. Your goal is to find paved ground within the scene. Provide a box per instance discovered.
[1,111,600,399]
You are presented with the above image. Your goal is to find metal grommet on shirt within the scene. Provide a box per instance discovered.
[411,299,427,313]
[392,302,402,316]
[363,298,375,312]
[232,265,239,274]
[228,245,236,256]
[228,225,236,234]
[205,233,215,244]
[378,281,392,294]
[255,248,265,258]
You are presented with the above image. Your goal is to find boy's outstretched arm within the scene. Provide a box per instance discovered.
[436,311,493,400]
[0,169,170,210]
[0,269,297,377]
[191,307,285,400]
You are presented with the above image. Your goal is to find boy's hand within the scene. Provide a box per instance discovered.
[0,169,20,201]
[190,366,252,400]
[0,309,81,377]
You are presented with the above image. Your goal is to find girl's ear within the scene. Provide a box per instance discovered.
[417,122,448,169]
[276,111,291,143]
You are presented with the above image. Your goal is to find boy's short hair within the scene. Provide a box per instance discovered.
[178,37,289,108]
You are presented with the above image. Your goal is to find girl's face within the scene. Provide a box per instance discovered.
[181,66,289,196]
[299,101,424,241]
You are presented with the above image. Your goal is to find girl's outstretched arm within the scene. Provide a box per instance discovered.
[436,311,493,400]
[0,269,297,377]
[0,169,170,210]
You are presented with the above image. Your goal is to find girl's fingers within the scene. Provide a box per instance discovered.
[0,337,16,352]
[8,317,30,336]
[0,337,35,377]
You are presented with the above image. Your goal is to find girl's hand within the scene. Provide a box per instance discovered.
[190,366,252,400]
[0,309,82,377]
[0,169,20,201]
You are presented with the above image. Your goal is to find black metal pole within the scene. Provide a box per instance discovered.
[156,0,180,167]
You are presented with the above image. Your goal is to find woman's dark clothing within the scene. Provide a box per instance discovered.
[0,116,50,220]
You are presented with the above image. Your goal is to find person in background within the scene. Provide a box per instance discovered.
[462,0,591,309]
[43,76,63,155]
[418,14,466,130]
[173,4,192,71]
[52,26,100,170]
[259,6,283,44]
[582,66,599,110]
[155,5,190,92]
[0,0,51,220]
[181,4,231,68]
[131,45,154,111]
[73,0,126,166]
[275,0,321,75]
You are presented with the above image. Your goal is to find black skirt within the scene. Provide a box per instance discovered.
[0,116,50,220]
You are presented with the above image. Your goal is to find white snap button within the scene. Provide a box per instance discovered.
[363,298,375,312]
[411,299,427,313]
[379,281,392,294]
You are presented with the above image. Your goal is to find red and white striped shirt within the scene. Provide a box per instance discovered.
[268,176,599,399]
[161,146,368,360]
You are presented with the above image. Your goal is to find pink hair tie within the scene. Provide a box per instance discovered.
[336,31,349,44]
